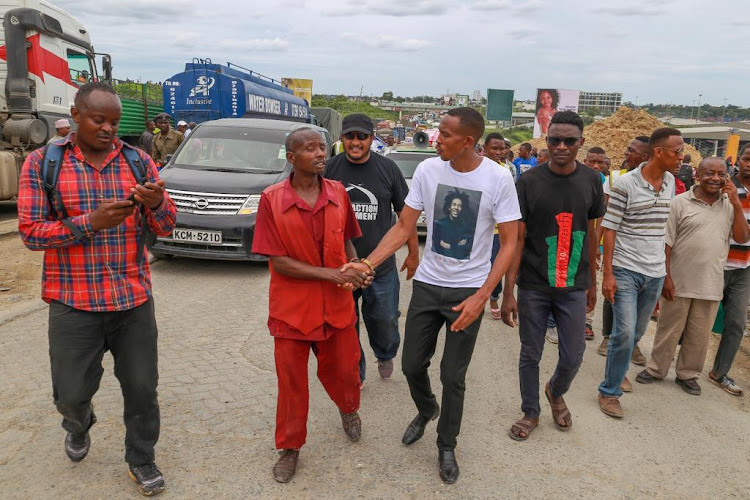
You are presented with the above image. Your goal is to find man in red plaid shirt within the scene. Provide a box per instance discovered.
[17,82,176,496]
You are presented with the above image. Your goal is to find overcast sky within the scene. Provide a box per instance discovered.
[56,0,748,106]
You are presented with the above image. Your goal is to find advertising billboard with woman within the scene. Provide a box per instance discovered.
[533,88,580,138]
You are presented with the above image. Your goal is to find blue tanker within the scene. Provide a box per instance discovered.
[162,60,310,125]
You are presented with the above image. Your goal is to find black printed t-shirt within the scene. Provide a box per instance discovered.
[516,162,606,293]
[325,152,409,275]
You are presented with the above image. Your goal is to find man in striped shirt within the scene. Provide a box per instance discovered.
[597,128,680,419]
[709,143,750,396]
[18,82,176,495]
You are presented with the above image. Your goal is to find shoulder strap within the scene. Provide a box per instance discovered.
[41,144,69,219]
[121,145,147,184]
[121,145,150,263]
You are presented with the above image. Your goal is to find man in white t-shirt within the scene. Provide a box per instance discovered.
[343,108,520,484]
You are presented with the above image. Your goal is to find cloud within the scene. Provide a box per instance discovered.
[325,0,448,17]
[593,2,669,16]
[217,38,290,51]
[468,0,542,12]
[340,33,432,51]
[56,0,188,22]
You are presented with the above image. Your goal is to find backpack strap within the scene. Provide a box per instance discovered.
[121,144,150,263]
[41,144,87,240]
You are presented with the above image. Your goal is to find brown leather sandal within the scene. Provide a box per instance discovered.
[545,382,572,431]
[508,416,538,441]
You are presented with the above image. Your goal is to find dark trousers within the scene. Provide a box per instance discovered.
[401,280,482,451]
[48,298,160,466]
[517,288,586,418]
[712,267,750,378]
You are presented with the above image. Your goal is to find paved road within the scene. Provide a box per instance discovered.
[1,249,749,498]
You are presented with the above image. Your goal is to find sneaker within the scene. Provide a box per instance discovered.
[597,336,609,356]
[708,371,743,396]
[64,431,90,462]
[546,327,559,344]
[273,449,300,483]
[598,393,624,418]
[128,462,165,496]
[631,345,647,366]
[377,359,394,379]
[340,411,361,442]
[675,377,701,396]
[620,376,633,393]
[585,324,595,341]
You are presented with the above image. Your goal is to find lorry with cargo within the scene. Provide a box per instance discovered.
[0,0,111,201]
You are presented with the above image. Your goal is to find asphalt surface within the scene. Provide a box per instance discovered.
[1,247,749,499]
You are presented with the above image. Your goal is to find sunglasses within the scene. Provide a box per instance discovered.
[343,131,370,141]
[657,146,685,155]
[547,136,581,147]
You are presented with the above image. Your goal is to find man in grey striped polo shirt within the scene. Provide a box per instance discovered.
[597,128,681,419]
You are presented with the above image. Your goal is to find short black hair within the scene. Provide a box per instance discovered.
[446,107,485,145]
[484,132,504,145]
[649,128,682,149]
[698,157,728,172]
[74,81,117,109]
[587,146,606,155]
[519,142,532,151]
[538,148,549,155]
[635,135,650,144]
[145,119,155,126]
[550,110,584,132]
[285,127,320,152]
[739,143,750,157]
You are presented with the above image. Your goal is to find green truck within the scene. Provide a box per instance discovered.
[111,80,164,144]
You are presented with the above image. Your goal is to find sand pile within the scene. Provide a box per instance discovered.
[514,107,702,164]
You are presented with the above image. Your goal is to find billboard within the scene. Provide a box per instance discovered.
[281,78,313,106]
[533,88,580,138]
[486,89,514,122]
[456,94,470,107]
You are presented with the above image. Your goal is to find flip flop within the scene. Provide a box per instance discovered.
[491,308,501,320]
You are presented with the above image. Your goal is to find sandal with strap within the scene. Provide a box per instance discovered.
[545,382,572,432]
[508,416,538,441]
[491,308,502,320]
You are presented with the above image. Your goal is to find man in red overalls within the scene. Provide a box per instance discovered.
[252,127,372,483]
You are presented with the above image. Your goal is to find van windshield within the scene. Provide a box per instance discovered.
[173,126,293,172]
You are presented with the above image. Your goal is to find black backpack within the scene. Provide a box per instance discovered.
[41,143,149,261]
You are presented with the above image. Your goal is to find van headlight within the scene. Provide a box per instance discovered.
[238,195,261,215]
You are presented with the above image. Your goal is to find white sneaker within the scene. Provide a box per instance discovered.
[546,327,559,344]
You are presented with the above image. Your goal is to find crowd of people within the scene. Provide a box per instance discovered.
[14,82,750,495]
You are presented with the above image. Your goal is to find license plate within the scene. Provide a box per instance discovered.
[171,228,223,245]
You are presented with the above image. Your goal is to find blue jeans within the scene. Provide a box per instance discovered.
[489,234,503,301]
[598,266,664,397]
[354,268,401,382]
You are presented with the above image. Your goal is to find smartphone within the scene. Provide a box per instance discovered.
[126,180,147,204]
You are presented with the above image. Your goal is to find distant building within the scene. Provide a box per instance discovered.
[472,90,481,102]
[578,91,622,115]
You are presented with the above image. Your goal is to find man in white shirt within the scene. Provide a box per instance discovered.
[343,108,520,484]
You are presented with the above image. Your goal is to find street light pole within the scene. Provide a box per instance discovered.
[696,93,703,122]
[722,98,727,122]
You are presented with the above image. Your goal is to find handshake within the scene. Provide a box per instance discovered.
[330,259,376,291]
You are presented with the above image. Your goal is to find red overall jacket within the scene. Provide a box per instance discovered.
[264,178,356,335]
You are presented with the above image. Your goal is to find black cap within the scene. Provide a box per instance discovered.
[341,113,373,135]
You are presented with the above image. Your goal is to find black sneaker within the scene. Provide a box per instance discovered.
[64,431,90,462]
[128,463,166,496]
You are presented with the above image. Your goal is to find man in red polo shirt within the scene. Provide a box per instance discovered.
[252,127,371,483]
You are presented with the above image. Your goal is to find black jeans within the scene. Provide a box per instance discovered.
[48,298,160,466]
[517,288,586,418]
[401,280,482,451]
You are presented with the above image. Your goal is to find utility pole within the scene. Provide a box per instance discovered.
[722,97,728,122]
[696,93,703,123]
[691,100,696,121]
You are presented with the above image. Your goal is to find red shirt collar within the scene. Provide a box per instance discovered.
[280,173,340,213]
[63,133,125,170]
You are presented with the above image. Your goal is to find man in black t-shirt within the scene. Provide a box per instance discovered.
[501,111,605,441]
[325,114,420,383]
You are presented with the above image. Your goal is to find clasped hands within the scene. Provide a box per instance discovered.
[332,261,375,291]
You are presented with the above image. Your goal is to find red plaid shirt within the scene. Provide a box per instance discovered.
[18,135,177,312]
